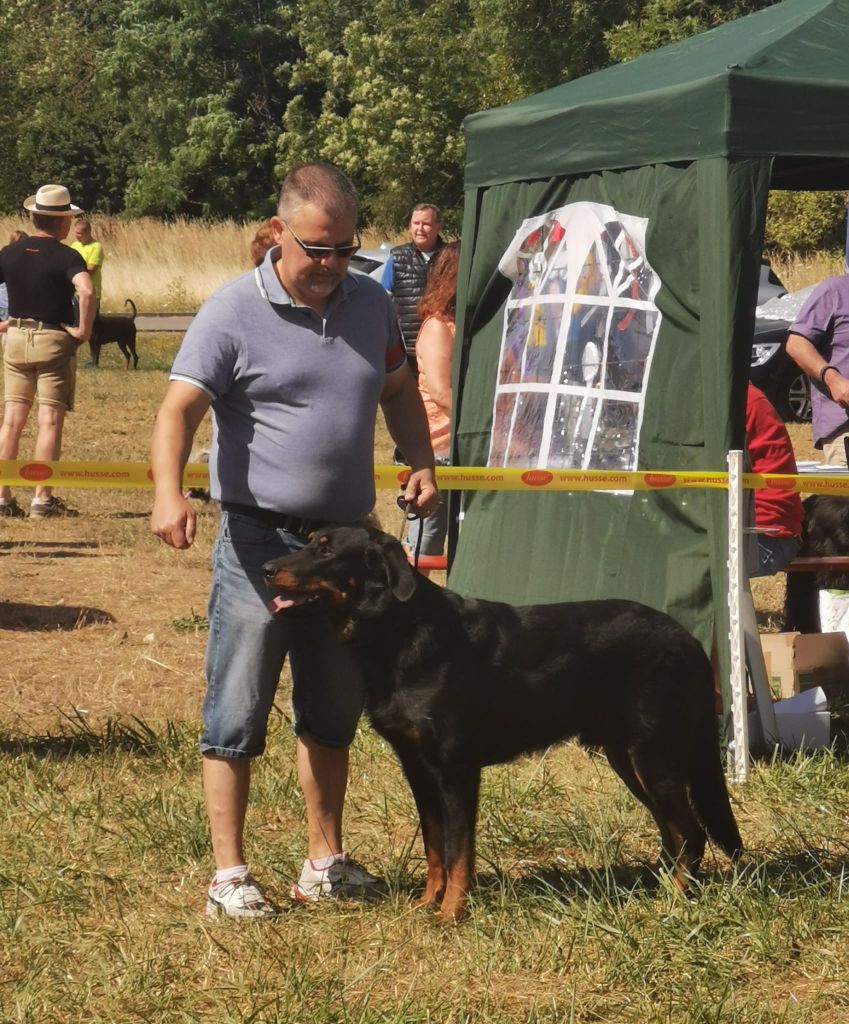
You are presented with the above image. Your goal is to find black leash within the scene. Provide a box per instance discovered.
[396,495,424,569]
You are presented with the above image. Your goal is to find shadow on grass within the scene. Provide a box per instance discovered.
[0,712,187,759]
[474,846,849,906]
[0,601,114,630]
[484,861,664,903]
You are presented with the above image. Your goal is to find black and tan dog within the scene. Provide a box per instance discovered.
[263,525,742,921]
[89,299,139,369]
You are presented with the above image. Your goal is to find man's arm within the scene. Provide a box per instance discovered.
[786,331,849,408]
[150,380,212,549]
[380,364,438,515]
[63,271,96,345]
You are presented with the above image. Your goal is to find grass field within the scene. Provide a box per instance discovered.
[2,276,849,1020]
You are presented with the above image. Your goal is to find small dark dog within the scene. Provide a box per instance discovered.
[263,526,743,920]
[785,495,849,632]
[89,299,139,369]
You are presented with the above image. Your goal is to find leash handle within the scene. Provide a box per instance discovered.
[396,496,425,569]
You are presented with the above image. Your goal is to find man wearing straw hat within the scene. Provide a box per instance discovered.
[0,184,95,518]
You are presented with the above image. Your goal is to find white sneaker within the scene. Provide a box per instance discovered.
[290,854,388,904]
[205,873,279,919]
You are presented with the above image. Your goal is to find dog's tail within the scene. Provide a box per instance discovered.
[688,712,744,859]
[124,298,137,318]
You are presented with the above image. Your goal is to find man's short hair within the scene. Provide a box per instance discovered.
[278,163,358,222]
[75,217,92,230]
[31,212,70,232]
[411,202,442,223]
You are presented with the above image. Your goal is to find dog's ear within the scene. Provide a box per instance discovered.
[366,535,417,602]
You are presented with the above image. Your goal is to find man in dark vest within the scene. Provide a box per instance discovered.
[381,203,445,372]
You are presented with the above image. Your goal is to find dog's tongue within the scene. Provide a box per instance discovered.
[268,595,295,614]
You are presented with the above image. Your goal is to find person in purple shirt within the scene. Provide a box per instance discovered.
[786,275,849,465]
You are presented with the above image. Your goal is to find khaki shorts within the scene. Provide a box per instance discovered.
[3,325,77,411]
[821,426,849,467]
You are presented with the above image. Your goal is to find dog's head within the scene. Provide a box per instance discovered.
[262,525,417,621]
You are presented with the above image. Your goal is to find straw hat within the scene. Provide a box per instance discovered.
[22,184,83,217]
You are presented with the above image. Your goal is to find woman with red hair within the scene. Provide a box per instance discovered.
[406,240,460,560]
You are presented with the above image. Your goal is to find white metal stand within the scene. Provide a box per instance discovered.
[726,450,780,782]
[727,450,750,782]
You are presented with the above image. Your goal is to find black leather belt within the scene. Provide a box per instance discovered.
[9,318,66,332]
[221,501,330,537]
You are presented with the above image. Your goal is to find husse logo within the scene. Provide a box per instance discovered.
[643,473,676,488]
[19,462,53,482]
[521,470,553,487]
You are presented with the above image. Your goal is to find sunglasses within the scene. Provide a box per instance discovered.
[284,221,360,261]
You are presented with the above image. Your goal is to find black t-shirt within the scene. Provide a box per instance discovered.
[0,236,86,323]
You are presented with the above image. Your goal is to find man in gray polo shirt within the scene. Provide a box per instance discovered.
[150,162,437,919]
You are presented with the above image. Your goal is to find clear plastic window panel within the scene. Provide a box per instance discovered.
[488,201,663,477]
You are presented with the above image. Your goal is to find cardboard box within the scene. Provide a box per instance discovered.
[760,631,849,700]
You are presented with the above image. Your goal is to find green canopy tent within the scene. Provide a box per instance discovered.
[448,0,849,694]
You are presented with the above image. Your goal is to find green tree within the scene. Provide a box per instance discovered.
[606,0,780,62]
[102,0,296,218]
[0,0,127,214]
[278,0,641,230]
[766,191,848,252]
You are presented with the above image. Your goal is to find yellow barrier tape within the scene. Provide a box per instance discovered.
[0,460,209,490]
[3,459,849,494]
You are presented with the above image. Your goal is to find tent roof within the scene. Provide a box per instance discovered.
[464,0,849,190]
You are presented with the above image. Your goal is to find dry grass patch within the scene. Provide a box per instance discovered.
[0,216,399,314]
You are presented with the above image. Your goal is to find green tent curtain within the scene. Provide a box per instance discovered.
[448,0,849,708]
[450,159,770,679]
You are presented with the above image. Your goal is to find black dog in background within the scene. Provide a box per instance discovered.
[785,495,849,632]
[263,525,743,921]
[89,299,139,369]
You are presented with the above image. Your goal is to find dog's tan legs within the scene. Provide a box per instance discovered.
[411,821,447,909]
[393,741,448,908]
[631,754,706,890]
[437,768,480,922]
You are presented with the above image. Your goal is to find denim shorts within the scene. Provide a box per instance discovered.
[201,510,365,758]
[405,493,448,556]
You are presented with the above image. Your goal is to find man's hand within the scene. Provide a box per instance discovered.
[823,367,849,408]
[401,467,439,518]
[61,323,90,347]
[0,319,9,334]
[151,491,197,549]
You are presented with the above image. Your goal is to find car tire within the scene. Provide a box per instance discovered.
[771,366,812,423]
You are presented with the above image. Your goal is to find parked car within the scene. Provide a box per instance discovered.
[350,243,390,280]
[750,261,815,422]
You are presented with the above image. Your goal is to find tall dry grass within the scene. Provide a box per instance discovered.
[0,215,398,314]
[768,248,846,291]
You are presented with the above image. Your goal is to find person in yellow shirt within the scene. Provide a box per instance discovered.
[70,218,103,299]
[70,218,104,365]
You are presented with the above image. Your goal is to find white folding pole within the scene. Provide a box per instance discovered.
[727,449,750,782]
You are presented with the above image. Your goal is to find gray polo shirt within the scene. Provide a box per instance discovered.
[171,245,406,520]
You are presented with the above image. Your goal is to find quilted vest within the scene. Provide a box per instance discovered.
[390,238,445,354]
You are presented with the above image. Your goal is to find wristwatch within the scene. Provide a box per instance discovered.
[820,364,839,386]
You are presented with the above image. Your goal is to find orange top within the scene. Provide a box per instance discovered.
[416,315,455,459]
